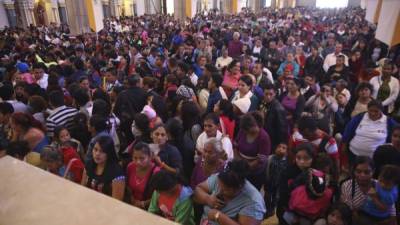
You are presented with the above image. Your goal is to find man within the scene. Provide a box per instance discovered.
[323,43,349,72]
[46,90,78,138]
[228,32,243,59]
[370,61,399,113]
[291,116,339,173]
[0,82,28,113]
[32,62,48,89]
[215,48,233,70]
[253,61,274,87]
[114,75,146,141]
[277,53,300,77]
[321,33,336,58]
[281,36,296,59]
[72,88,92,118]
[262,40,282,68]
[259,84,288,149]
[193,55,207,77]
[104,68,122,92]
[0,102,14,137]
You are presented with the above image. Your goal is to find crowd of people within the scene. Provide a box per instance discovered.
[1,5,400,225]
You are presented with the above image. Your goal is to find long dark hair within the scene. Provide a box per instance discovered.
[218,160,249,190]
[180,100,200,131]
[93,135,118,165]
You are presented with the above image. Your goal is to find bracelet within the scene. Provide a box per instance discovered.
[214,211,220,222]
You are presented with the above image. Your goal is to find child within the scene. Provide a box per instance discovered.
[148,170,194,225]
[361,165,399,223]
[313,203,352,225]
[265,143,288,218]
[284,153,335,224]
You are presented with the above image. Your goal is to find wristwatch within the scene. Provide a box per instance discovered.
[214,211,220,222]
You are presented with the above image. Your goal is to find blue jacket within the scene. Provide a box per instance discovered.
[342,113,398,144]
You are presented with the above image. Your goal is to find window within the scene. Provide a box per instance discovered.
[264,0,272,7]
[316,0,349,8]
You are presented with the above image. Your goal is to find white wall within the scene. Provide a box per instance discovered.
[136,0,145,15]
[296,0,316,7]
[0,3,10,29]
[91,0,104,32]
[348,0,361,7]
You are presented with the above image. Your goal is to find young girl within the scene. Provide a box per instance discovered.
[52,126,85,160]
[314,203,352,225]
[126,142,160,209]
[148,170,194,225]
[278,143,314,223]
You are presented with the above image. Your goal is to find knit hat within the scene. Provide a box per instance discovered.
[233,98,251,114]
[141,105,157,120]
[16,62,29,73]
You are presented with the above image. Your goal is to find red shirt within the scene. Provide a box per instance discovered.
[158,185,182,221]
[127,163,160,201]
[219,115,235,141]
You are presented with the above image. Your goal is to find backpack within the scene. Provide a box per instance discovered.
[288,169,333,220]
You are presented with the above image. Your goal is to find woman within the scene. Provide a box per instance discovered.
[214,99,236,142]
[305,45,324,82]
[28,95,47,126]
[230,75,259,112]
[343,82,374,121]
[151,124,183,174]
[373,126,400,178]
[280,77,306,133]
[131,113,152,143]
[85,115,111,162]
[340,156,397,225]
[193,160,266,225]
[81,136,125,200]
[195,113,233,163]
[277,143,315,223]
[127,142,160,209]
[40,145,84,183]
[342,100,397,165]
[148,170,194,225]
[10,112,49,153]
[222,60,242,97]
[234,113,271,189]
[304,84,338,134]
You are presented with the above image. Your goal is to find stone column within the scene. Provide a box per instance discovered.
[3,0,16,27]
[16,0,36,28]
[50,0,60,24]
[110,0,122,18]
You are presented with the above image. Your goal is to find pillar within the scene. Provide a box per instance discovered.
[50,0,60,24]
[16,0,36,28]
[65,0,90,34]
[174,0,184,20]
[122,0,133,16]
[3,0,15,28]
[110,0,122,18]
[58,0,68,24]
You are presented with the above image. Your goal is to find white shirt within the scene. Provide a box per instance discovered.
[323,53,349,72]
[215,56,233,69]
[195,130,234,162]
[349,114,388,157]
[369,75,400,113]
[37,73,49,89]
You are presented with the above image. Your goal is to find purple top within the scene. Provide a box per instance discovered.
[235,128,271,158]
[228,40,243,59]
[190,160,224,189]
[281,95,298,116]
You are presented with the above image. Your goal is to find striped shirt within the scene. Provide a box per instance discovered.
[340,179,396,216]
[46,106,78,138]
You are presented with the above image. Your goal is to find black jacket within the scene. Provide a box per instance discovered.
[114,87,147,118]
[260,99,288,149]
